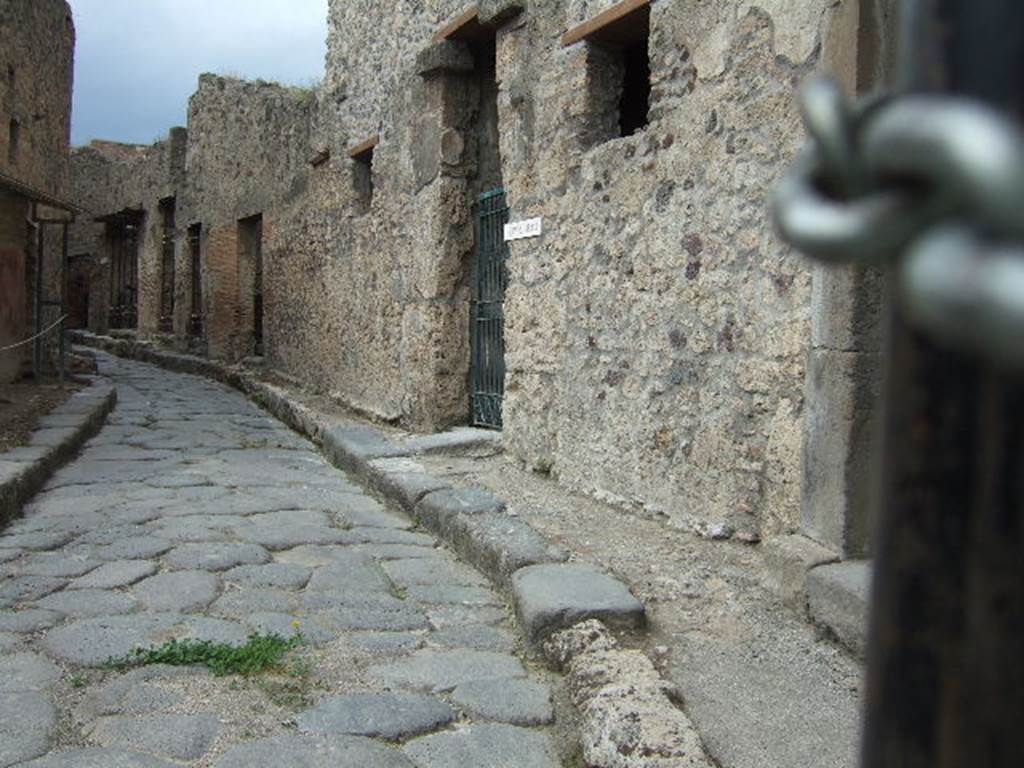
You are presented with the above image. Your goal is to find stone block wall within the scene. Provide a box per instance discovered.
[0,0,74,197]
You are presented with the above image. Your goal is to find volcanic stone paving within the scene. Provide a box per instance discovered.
[0,356,564,767]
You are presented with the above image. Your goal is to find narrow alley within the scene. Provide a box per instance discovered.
[0,354,565,767]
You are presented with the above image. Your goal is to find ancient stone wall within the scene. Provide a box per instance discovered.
[273,0,877,538]
[181,75,314,361]
[0,0,74,196]
[266,0,475,426]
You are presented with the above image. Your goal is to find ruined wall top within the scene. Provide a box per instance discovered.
[0,0,74,197]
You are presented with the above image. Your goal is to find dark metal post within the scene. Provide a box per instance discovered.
[31,206,42,380]
[861,1,1024,766]
[60,221,68,385]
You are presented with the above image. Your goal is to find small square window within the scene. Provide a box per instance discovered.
[348,135,378,214]
[564,0,652,145]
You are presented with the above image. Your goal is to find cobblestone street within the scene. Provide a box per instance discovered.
[0,356,564,767]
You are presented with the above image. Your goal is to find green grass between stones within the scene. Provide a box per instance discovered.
[107,632,303,677]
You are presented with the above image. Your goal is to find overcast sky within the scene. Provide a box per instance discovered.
[68,0,328,146]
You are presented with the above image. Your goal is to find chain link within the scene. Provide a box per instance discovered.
[773,77,1024,369]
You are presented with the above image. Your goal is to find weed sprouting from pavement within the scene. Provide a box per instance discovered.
[106,632,303,677]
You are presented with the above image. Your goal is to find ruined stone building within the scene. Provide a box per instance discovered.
[0,0,76,383]
[70,0,898,614]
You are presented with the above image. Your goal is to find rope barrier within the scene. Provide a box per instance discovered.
[0,315,68,353]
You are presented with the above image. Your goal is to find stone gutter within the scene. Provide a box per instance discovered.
[0,376,117,530]
[72,330,720,767]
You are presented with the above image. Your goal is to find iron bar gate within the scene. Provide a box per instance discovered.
[471,188,509,429]
[158,198,176,333]
[108,220,139,330]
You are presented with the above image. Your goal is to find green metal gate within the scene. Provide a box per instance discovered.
[471,188,509,429]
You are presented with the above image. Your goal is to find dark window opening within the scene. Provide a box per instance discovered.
[619,37,651,136]
[238,214,263,356]
[158,197,176,333]
[351,146,374,213]
[566,0,652,145]
[7,66,14,87]
[188,223,203,338]
[8,118,20,166]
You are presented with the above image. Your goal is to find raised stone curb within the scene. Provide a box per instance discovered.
[543,620,715,768]
[806,560,871,658]
[0,376,116,531]
[69,332,646,648]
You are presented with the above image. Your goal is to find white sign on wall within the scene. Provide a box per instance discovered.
[504,217,543,242]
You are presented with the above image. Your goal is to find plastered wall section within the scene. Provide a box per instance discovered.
[0,0,74,196]
[492,0,858,537]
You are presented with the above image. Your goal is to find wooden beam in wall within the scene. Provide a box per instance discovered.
[433,4,488,43]
[561,0,651,47]
[347,135,379,160]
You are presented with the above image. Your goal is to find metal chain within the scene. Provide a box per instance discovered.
[773,77,1024,369]
[0,315,68,354]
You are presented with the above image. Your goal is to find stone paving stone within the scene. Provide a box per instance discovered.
[80,666,199,718]
[163,542,271,571]
[274,545,365,568]
[212,734,415,768]
[402,723,561,768]
[35,589,138,618]
[369,649,527,693]
[426,604,508,630]
[0,531,74,551]
[450,678,555,726]
[244,613,332,645]
[147,518,235,543]
[309,596,430,632]
[171,616,250,646]
[223,562,312,589]
[133,571,220,612]
[347,631,425,654]
[352,543,443,560]
[336,501,414,530]
[93,713,221,762]
[41,614,180,666]
[383,557,489,589]
[0,631,23,652]
[297,693,455,741]
[305,555,393,595]
[425,624,517,653]
[0,692,58,767]
[235,525,349,551]
[339,527,436,546]
[0,608,63,633]
[16,747,181,767]
[246,509,332,528]
[17,553,102,578]
[512,563,646,644]
[70,560,158,589]
[0,652,62,692]
[405,584,503,606]
[0,577,67,607]
[92,536,172,561]
[0,548,21,563]
[209,587,296,617]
